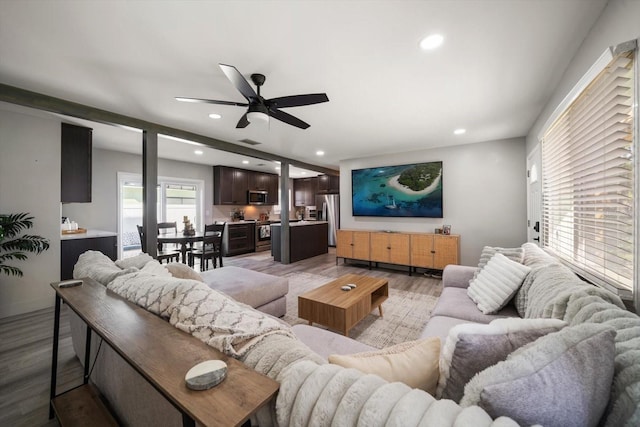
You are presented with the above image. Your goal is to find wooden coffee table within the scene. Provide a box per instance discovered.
[298,274,389,336]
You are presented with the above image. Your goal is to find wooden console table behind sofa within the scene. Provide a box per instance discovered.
[49,278,279,427]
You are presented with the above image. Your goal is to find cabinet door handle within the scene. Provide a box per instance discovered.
[430,250,436,254]
[387,246,391,250]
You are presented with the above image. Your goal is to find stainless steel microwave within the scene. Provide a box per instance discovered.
[248,190,268,205]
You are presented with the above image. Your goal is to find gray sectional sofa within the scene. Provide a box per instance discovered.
[67,246,639,426]
[294,242,639,427]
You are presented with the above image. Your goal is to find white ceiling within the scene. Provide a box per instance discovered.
[0,0,607,171]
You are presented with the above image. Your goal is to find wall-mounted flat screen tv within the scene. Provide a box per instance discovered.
[351,161,443,218]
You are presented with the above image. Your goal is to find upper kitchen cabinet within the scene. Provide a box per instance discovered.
[249,171,278,201]
[214,166,249,205]
[317,174,340,194]
[294,177,317,206]
[61,123,92,203]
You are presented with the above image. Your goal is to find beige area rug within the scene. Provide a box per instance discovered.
[281,272,439,349]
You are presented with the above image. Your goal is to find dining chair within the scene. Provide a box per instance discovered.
[157,221,184,258]
[188,223,225,271]
[137,225,180,264]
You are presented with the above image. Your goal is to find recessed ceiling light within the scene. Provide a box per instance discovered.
[194,150,204,155]
[301,172,307,175]
[242,160,249,164]
[209,113,222,119]
[453,128,466,135]
[420,34,444,50]
[316,150,325,156]
[275,166,281,170]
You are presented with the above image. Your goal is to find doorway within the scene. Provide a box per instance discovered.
[117,172,204,259]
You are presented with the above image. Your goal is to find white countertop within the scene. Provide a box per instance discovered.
[61,229,118,240]
[271,220,327,227]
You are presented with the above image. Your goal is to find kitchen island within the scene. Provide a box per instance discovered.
[271,221,328,263]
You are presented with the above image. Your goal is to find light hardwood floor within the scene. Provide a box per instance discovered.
[0,248,442,426]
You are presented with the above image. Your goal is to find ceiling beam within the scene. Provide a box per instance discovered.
[0,83,339,176]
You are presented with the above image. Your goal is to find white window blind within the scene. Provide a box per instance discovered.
[541,49,635,294]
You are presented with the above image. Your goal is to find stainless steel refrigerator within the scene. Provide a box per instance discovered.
[317,194,340,246]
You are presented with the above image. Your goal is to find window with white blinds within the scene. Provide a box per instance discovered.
[541,49,635,294]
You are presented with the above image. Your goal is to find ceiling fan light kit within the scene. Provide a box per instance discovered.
[247,103,269,124]
[176,64,329,130]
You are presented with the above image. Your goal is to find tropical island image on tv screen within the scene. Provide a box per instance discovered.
[351,161,443,218]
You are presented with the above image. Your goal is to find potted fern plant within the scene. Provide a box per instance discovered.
[0,213,50,277]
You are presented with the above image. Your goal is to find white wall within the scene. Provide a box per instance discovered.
[0,109,61,318]
[526,0,640,153]
[340,137,527,266]
[62,148,214,231]
[0,108,216,319]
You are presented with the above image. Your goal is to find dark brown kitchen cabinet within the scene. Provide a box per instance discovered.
[249,171,279,204]
[249,171,270,191]
[266,174,278,201]
[317,174,340,194]
[214,166,249,205]
[61,123,92,203]
[222,222,256,256]
[294,177,317,206]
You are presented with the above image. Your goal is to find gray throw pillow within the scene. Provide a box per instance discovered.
[437,318,566,402]
[460,323,616,427]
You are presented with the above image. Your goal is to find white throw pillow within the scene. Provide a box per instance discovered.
[165,262,204,282]
[467,253,531,314]
[141,260,172,277]
[473,246,524,280]
[115,253,154,270]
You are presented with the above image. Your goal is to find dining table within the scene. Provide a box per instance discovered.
[157,231,205,264]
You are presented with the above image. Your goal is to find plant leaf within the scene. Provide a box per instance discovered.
[0,265,24,277]
[0,235,50,254]
[0,213,34,239]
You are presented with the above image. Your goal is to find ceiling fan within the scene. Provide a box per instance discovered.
[176,64,329,130]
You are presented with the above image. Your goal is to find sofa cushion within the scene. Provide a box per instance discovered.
[473,246,524,280]
[431,287,519,324]
[419,315,473,346]
[442,265,477,289]
[461,323,616,427]
[437,318,566,402]
[292,324,375,359]
[328,338,441,395]
[467,253,531,314]
[200,266,288,309]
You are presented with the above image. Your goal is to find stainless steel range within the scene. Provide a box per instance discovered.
[255,221,271,252]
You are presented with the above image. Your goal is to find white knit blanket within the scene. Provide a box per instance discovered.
[275,361,520,427]
[107,270,295,357]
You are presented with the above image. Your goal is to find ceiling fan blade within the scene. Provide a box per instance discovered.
[268,108,310,129]
[175,97,248,107]
[219,64,258,101]
[267,93,329,109]
[236,113,250,128]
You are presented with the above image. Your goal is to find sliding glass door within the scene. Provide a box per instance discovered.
[117,172,204,259]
